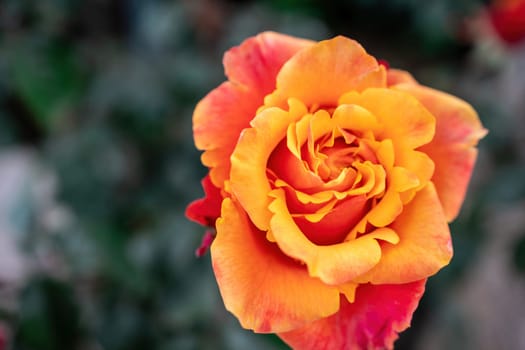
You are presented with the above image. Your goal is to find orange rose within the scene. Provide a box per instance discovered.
[186,32,486,349]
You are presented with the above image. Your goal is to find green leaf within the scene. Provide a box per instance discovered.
[10,41,86,131]
[14,278,81,350]
[91,226,151,296]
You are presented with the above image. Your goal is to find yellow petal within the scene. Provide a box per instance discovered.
[265,36,386,108]
[339,88,436,150]
[356,183,452,284]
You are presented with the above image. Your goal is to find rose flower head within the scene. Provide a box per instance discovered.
[186,32,486,349]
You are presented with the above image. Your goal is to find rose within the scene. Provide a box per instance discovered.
[186,32,486,349]
[187,32,486,349]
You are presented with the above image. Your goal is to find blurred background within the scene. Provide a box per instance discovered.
[1,0,524,349]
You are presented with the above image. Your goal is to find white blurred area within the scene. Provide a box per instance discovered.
[0,149,33,287]
[0,148,71,320]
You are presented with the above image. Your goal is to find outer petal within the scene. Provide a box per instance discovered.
[185,175,222,227]
[224,31,313,91]
[279,280,427,350]
[265,36,386,108]
[194,32,312,187]
[393,83,487,220]
[194,83,262,186]
[357,182,452,284]
[194,230,215,257]
[386,68,417,86]
[211,198,341,333]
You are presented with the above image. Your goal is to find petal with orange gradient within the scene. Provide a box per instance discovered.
[224,31,313,91]
[211,198,341,333]
[386,68,417,86]
[264,36,386,108]
[194,32,311,187]
[279,280,427,350]
[393,83,487,220]
[194,82,266,186]
[356,182,452,285]
[230,100,308,230]
[268,189,399,286]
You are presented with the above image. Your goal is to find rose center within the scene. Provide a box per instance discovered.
[303,133,377,182]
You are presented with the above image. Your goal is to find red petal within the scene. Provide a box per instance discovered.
[185,175,222,227]
[377,59,390,69]
[279,280,427,350]
[195,230,215,257]
[294,195,368,246]
[224,31,313,92]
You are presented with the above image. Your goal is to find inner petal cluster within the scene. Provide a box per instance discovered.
[266,101,405,247]
[230,88,437,287]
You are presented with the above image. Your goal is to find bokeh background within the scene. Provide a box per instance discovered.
[1,0,525,349]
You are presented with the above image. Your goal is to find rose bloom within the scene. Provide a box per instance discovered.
[186,32,486,349]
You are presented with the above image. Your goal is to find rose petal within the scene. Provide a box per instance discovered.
[395,149,435,193]
[278,182,335,214]
[195,230,215,257]
[265,36,386,108]
[269,139,325,191]
[339,88,436,150]
[365,186,404,228]
[194,32,311,187]
[269,190,399,285]
[393,83,487,220]
[386,68,418,86]
[356,182,452,284]
[230,101,307,230]
[224,31,313,91]
[293,195,368,246]
[279,280,427,350]
[212,198,340,333]
[332,103,381,133]
[194,82,263,186]
[185,175,222,227]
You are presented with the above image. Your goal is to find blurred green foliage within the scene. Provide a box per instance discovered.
[0,0,522,349]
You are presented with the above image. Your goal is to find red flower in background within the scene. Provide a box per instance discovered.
[0,324,6,350]
[489,0,525,44]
